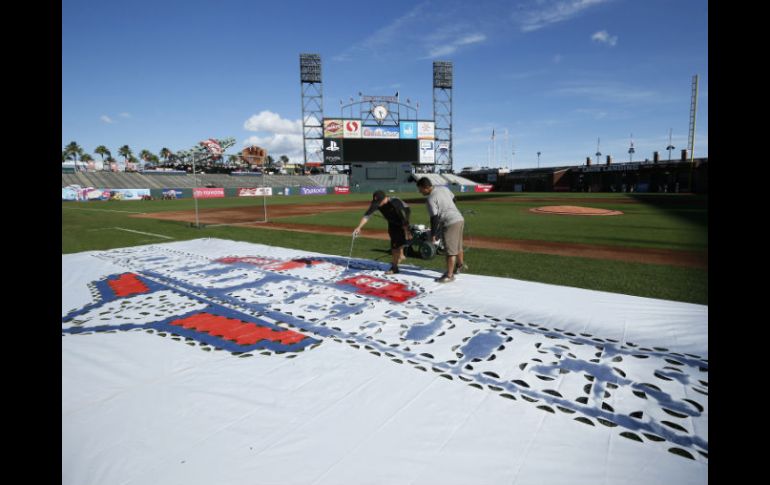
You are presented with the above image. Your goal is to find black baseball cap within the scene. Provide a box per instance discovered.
[368,190,387,212]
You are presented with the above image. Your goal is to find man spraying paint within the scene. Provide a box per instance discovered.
[353,190,411,274]
[416,177,466,283]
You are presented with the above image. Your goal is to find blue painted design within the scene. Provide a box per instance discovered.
[459,331,504,362]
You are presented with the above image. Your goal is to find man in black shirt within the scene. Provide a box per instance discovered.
[353,190,411,274]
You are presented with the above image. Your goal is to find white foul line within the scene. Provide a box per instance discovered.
[113,227,174,240]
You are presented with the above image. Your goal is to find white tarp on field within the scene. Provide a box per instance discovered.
[62,238,708,485]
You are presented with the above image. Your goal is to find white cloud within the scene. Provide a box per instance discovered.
[332,3,428,61]
[100,115,114,124]
[425,32,487,58]
[243,110,302,134]
[242,134,304,163]
[333,2,490,61]
[242,110,305,162]
[119,112,131,118]
[518,0,611,33]
[591,30,618,46]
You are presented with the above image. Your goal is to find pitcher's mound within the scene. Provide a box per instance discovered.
[530,205,624,216]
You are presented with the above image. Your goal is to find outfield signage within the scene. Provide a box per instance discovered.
[300,186,327,195]
[399,121,417,139]
[362,126,400,139]
[162,189,186,199]
[418,121,435,139]
[108,189,151,200]
[193,188,225,199]
[419,140,435,164]
[333,186,350,194]
[343,120,362,138]
[238,187,273,197]
[324,119,344,138]
[474,184,494,193]
[323,138,343,164]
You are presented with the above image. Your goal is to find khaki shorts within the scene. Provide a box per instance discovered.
[442,221,464,256]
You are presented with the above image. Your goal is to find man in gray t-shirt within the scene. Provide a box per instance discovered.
[416,177,466,283]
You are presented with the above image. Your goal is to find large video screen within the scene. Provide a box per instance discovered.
[339,139,419,163]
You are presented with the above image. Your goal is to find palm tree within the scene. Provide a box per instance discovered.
[159,147,172,165]
[139,149,154,170]
[64,141,84,171]
[118,145,133,163]
[94,145,111,163]
[64,141,82,162]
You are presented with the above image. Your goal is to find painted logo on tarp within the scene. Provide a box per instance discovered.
[62,246,708,463]
[62,271,320,354]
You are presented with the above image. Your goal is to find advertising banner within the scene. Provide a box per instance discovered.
[193,188,225,199]
[61,187,78,201]
[437,141,449,155]
[87,189,112,200]
[238,187,273,197]
[109,189,151,200]
[362,126,400,139]
[300,186,327,195]
[162,189,185,199]
[323,119,344,138]
[323,138,343,164]
[343,120,361,138]
[417,121,435,139]
[474,184,494,193]
[333,186,350,194]
[399,121,417,139]
[419,140,435,164]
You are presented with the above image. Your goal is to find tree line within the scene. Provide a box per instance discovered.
[62,140,293,171]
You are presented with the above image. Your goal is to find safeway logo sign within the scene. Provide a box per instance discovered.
[344,120,361,138]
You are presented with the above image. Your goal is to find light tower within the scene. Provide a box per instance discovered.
[299,53,323,168]
[433,61,453,173]
[628,134,635,162]
[595,137,602,165]
[688,74,699,191]
[666,128,675,161]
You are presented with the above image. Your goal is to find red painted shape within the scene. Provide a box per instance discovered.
[215,256,321,271]
[170,313,306,346]
[108,273,150,297]
[336,275,417,302]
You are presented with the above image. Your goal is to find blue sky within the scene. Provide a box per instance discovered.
[62,0,708,169]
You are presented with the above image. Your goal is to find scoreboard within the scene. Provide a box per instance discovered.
[323,119,435,165]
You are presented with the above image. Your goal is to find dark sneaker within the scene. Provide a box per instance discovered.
[454,263,468,274]
[436,274,455,283]
[385,266,400,275]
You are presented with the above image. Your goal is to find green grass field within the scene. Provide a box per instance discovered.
[62,192,707,305]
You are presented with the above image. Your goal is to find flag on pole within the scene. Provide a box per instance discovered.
[491,129,495,141]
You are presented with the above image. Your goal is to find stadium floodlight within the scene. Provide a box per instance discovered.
[299,53,321,83]
[537,151,541,168]
[433,61,453,88]
[595,137,602,165]
[666,128,675,161]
